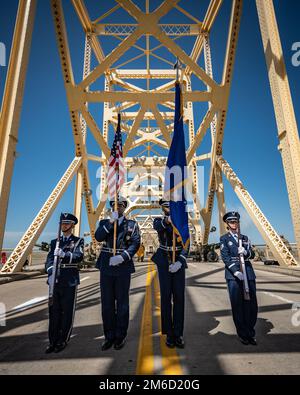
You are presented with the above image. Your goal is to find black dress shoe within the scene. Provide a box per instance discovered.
[166,336,175,348]
[54,342,67,353]
[101,339,114,351]
[114,338,126,350]
[175,336,185,349]
[238,336,249,345]
[45,344,55,354]
[248,337,257,346]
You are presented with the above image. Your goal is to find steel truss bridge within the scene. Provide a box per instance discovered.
[0,0,299,273]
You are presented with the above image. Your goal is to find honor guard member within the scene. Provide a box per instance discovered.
[151,199,188,349]
[220,212,258,345]
[95,196,140,351]
[45,213,84,353]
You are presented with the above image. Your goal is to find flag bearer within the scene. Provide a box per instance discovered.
[151,199,188,349]
[95,196,140,351]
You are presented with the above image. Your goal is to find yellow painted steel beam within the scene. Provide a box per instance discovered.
[51,0,97,247]
[153,27,217,89]
[95,23,203,36]
[74,34,93,237]
[71,0,105,62]
[150,104,172,147]
[215,165,227,235]
[187,107,217,162]
[185,0,223,77]
[0,0,37,253]
[83,90,212,104]
[202,0,243,244]
[256,0,300,259]
[79,29,142,89]
[123,107,147,155]
[3,0,296,276]
[0,157,82,273]
[80,108,110,158]
[115,69,180,79]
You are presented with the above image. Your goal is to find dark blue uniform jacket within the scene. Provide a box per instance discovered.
[45,235,84,287]
[151,217,188,268]
[95,217,140,276]
[220,232,256,280]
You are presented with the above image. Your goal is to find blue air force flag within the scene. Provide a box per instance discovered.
[164,82,190,250]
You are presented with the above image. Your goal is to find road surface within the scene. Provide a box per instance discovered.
[0,260,299,375]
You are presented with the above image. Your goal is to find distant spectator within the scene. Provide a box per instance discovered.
[137,243,145,262]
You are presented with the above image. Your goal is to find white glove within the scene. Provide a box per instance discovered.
[109,255,124,266]
[234,271,244,281]
[109,211,119,224]
[169,261,182,273]
[238,246,246,255]
[54,248,65,258]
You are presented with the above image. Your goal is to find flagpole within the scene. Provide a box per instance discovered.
[113,109,121,256]
[172,229,176,263]
[113,185,118,256]
[172,58,180,264]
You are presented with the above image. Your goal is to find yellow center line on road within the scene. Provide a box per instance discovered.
[136,261,156,375]
[136,260,183,375]
[153,271,183,375]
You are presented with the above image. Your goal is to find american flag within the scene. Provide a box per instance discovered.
[107,113,125,199]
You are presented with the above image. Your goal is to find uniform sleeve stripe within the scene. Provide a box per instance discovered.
[161,219,166,229]
[179,255,187,261]
[229,263,236,268]
[103,225,109,234]
[74,239,81,249]
[47,266,53,272]
[69,252,73,264]
[124,250,131,260]
[132,222,137,234]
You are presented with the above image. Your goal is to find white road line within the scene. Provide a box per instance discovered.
[9,277,90,313]
[188,263,197,268]
[80,276,90,282]
[12,296,48,312]
[262,291,295,305]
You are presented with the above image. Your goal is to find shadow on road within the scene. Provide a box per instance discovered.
[1,265,300,375]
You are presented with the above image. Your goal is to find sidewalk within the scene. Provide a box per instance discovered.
[253,260,300,278]
[0,270,44,285]
[1,260,300,285]
[0,263,98,285]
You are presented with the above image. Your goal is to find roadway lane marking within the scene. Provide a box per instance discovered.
[136,262,155,375]
[7,277,90,316]
[10,277,91,312]
[262,291,295,304]
[188,262,197,268]
[12,296,48,312]
[80,276,90,282]
[153,271,183,375]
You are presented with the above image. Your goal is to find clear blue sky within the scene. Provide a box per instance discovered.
[0,0,299,248]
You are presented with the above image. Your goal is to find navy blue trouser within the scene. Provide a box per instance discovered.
[227,279,258,339]
[48,285,77,346]
[157,266,185,338]
[100,273,131,341]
